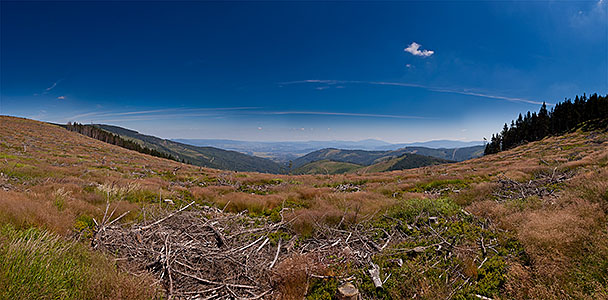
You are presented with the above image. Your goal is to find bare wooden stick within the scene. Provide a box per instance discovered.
[234,235,265,253]
[106,210,130,227]
[221,200,231,213]
[140,201,195,230]
[268,239,281,269]
[172,269,256,289]
[255,237,269,253]
[165,235,174,300]
[182,285,224,295]
[239,289,271,300]
[102,199,110,223]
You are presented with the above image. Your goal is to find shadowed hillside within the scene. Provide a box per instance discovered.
[93,124,285,174]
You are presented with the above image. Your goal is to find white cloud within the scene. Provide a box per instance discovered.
[404,42,434,57]
[57,96,65,100]
[405,64,412,68]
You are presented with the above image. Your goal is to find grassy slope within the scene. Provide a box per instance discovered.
[1,115,608,299]
[343,153,453,174]
[292,148,456,174]
[95,124,285,174]
[292,159,363,174]
[294,151,452,175]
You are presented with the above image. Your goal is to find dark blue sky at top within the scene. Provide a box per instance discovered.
[1,1,606,142]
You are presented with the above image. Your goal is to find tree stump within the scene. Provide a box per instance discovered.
[337,282,360,300]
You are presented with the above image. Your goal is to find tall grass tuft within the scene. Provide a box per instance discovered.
[0,225,158,300]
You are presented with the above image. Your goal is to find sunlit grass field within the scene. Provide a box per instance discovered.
[1,115,607,299]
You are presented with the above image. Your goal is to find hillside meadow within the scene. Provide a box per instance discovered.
[1,115,607,299]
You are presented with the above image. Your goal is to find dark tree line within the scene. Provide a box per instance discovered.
[65,122,179,161]
[485,93,608,155]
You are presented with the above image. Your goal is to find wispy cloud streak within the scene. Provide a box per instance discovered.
[34,79,64,96]
[65,106,429,123]
[65,107,261,122]
[280,80,546,105]
[258,111,429,119]
[45,82,58,91]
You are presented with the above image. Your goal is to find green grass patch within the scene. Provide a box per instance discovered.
[315,197,522,299]
[306,277,339,299]
[0,153,17,160]
[562,143,585,150]
[383,197,461,225]
[0,225,157,300]
[0,162,51,181]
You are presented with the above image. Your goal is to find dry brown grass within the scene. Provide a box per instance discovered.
[0,190,75,234]
[2,115,608,299]
[272,254,328,300]
[217,192,284,214]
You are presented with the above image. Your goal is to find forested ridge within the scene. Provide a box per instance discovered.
[485,93,608,155]
[65,122,178,161]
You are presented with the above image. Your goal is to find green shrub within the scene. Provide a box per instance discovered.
[306,277,339,299]
[74,215,96,239]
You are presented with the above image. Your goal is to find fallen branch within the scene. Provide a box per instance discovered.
[269,239,281,269]
[139,201,195,230]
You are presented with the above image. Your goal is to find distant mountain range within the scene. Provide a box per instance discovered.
[292,146,483,168]
[373,140,485,150]
[290,146,483,174]
[80,124,483,174]
[173,138,484,163]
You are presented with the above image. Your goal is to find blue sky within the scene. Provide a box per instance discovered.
[1,1,606,142]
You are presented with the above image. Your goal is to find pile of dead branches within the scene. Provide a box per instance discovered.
[493,168,573,202]
[91,200,399,298]
[94,202,289,299]
[92,199,501,299]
